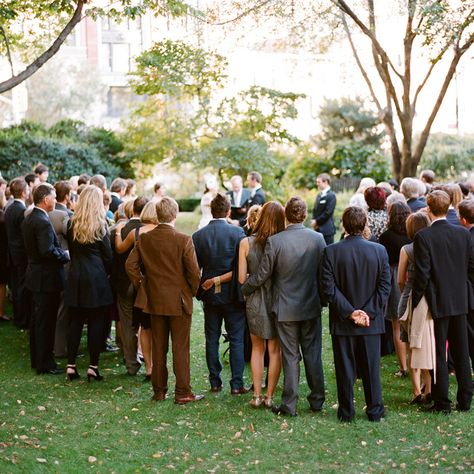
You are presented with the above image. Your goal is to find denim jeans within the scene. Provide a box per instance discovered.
[203,302,246,389]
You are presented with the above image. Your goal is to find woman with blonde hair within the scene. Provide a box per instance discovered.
[239,201,285,408]
[65,185,114,381]
[114,200,159,380]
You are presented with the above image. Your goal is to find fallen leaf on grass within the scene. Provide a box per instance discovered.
[152,453,162,459]
[37,406,46,411]
[233,431,242,439]
[113,386,123,392]
[88,456,97,463]
[36,458,47,463]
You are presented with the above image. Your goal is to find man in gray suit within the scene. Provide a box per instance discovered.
[242,197,326,416]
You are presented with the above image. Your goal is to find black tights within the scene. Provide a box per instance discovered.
[67,307,108,366]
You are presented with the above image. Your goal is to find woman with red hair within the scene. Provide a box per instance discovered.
[364,186,388,241]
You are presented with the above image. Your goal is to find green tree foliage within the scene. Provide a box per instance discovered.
[0,119,132,182]
[418,133,474,179]
[286,97,390,189]
[124,40,301,194]
[0,1,191,93]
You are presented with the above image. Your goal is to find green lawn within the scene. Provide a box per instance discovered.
[0,304,473,473]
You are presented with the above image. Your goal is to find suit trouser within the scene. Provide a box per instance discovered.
[30,290,60,372]
[332,334,384,421]
[203,303,246,390]
[431,314,472,411]
[54,292,69,357]
[10,263,30,329]
[467,311,474,373]
[67,307,108,366]
[277,318,325,414]
[150,314,192,398]
[116,285,140,375]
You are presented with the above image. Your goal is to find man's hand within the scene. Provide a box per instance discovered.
[201,279,214,291]
[311,219,318,230]
[350,310,370,327]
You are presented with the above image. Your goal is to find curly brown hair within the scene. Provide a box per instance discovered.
[387,201,411,234]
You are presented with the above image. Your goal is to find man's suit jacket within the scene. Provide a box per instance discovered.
[55,202,73,217]
[21,208,69,293]
[246,188,265,208]
[312,190,336,236]
[407,197,426,213]
[242,223,326,322]
[111,218,143,294]
[126,224,200,316]
[48,208,70,250]
[320,236,391,336]
[110,194,122,214]
[192,219,245,305]
[4,200,27,266]
[412,219,474,318]
[227,189,251,221]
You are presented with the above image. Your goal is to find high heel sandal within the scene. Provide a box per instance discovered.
[263,395,274,409]
[250,395,264,408]
[66,365,80,381]
[87,365,103,382]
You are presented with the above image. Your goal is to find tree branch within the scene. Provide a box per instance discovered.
[191,0,273,26]
[0,1,86,94]
[0,26,14,77]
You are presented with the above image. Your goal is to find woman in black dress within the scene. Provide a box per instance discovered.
[379,202,411,377]
[65,185,114,381]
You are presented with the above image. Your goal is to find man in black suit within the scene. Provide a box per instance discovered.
[109,178,127,214]
[192,193,248,394]
[412,190,474,413]
[246,171,266,209]
[4,178,30,329]
[243,197,326,416]
[22,184,70,374]
[321,206,391,422]
[311,173,337,245]
[112,196,148,375]
[458,198,474,373]
[227,175,251,226]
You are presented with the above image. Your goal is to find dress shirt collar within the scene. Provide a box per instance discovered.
[320,186,330,197]
[34,206,49,217]
[14,198,25,204]
[250,184,261,197]
[431,217,447,224]
[233,190,242,204]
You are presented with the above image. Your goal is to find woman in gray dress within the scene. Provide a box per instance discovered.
[239,201,285,408]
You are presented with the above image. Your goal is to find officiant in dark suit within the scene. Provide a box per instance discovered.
[321,206,391,422]
[22,184,70,374]
[227,175,251,225]
[311,173,337,245]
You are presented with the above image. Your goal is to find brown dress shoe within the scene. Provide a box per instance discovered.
[151,392,168,401]
[210,386,222,393]
[230,387,250,395]
[175,394,205,405]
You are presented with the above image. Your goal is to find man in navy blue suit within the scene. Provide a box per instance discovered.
[321,206,391,422]
[192,193,248,394]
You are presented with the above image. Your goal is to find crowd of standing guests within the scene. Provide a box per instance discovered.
[0,164,473,421]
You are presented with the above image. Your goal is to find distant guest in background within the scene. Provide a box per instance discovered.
[109,178,127,214]
[400,178,426,213]
[246,172,266,209]
[227,175,250,226]
[311,173,337,245]
[349,177,376,210]
[34,163,49,183]
[364,186,388,242]
[199,177,219,230]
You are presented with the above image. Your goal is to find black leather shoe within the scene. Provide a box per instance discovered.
[230,387,250,395]
[454,404,470,412]
[38,367,64,375]
[271,404,297,417]
[420,403,450,415]
[310,407,322,413]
